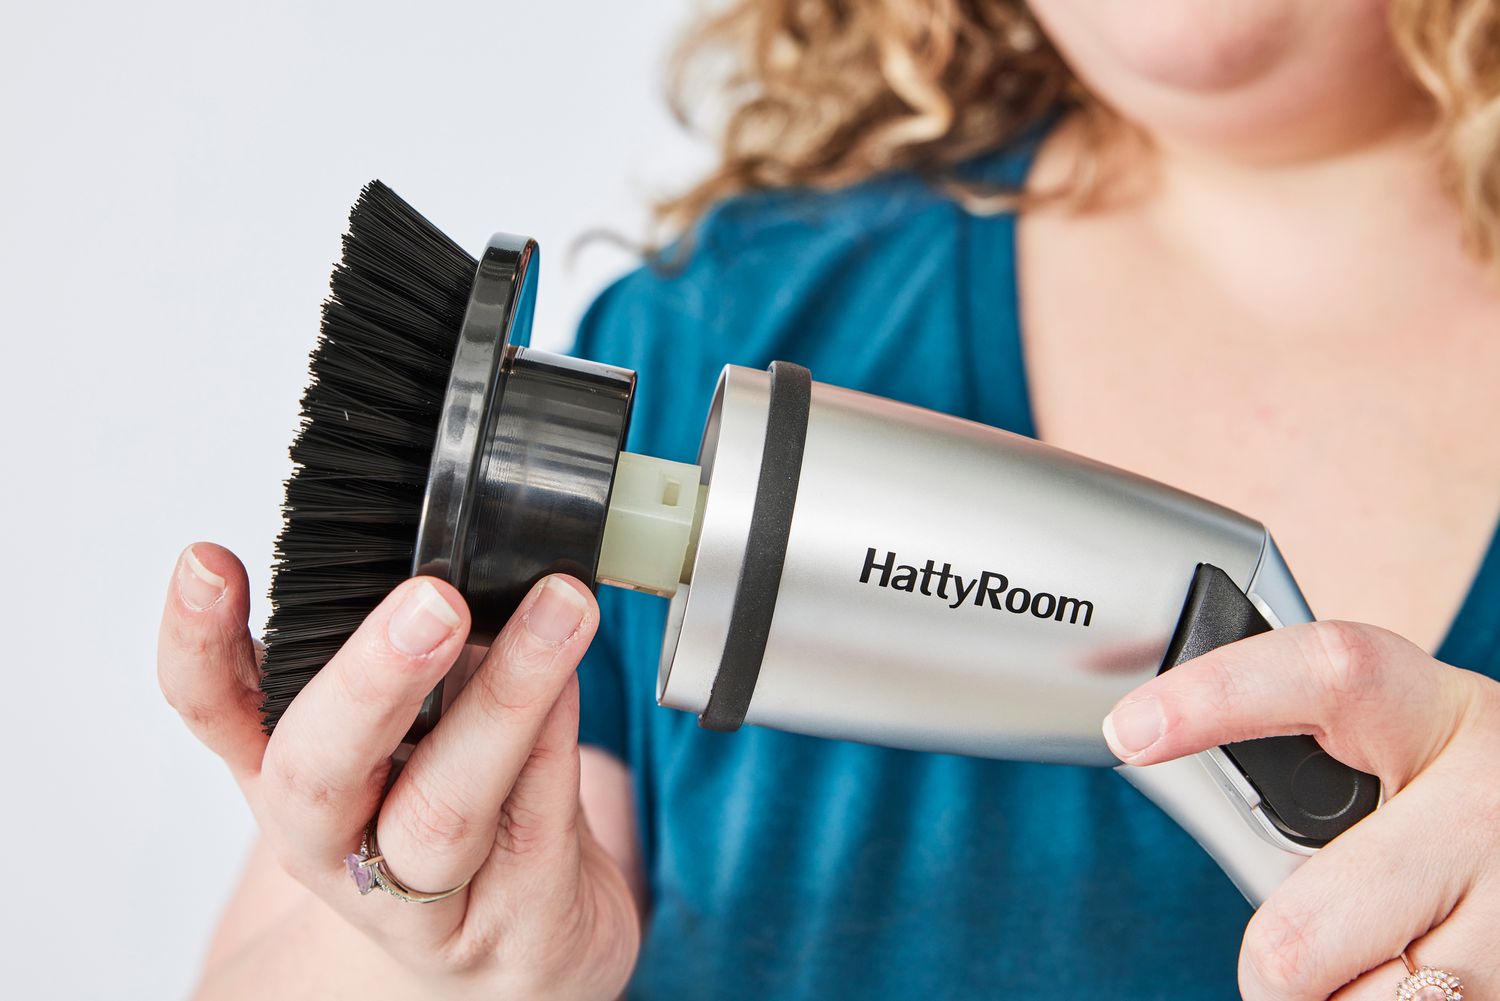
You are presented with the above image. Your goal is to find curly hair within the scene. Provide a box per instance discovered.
[658,0,1500,263]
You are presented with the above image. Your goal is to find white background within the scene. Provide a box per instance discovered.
[0,2,705,996]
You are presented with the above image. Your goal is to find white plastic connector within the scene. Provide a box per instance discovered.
[597,451,705,597]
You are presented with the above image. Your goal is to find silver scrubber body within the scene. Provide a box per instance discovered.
[658,365,1331,904]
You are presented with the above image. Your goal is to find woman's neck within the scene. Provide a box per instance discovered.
[1044,103,1493,339]
[1141,109,1449,248]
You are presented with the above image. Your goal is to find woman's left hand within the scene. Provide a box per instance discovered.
[1101,619,1500,1000]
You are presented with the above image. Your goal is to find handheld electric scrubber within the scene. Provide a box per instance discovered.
[261,182,1380,909]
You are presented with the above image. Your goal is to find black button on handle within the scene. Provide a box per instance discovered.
[1158,564,1380,848]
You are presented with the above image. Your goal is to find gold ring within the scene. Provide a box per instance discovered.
[343,818,472,903]
[1395,950,1464,1000]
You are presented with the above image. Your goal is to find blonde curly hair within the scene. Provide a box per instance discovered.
[659,0,1500,262]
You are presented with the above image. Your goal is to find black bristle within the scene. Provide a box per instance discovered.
[258,181,476,732]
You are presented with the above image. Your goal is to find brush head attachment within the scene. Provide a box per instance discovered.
[259,182,635,739]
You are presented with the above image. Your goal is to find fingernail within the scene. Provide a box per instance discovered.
[523,577,587,645]
[178,546,227,611]
[1103,697,1163,758]
[388,580,461,655]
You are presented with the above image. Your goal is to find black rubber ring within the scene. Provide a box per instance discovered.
[699,361,812,732]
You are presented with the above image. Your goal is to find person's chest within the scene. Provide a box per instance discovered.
[1014,208,1500,655]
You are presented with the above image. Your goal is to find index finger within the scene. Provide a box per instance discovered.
[258,576,470,866]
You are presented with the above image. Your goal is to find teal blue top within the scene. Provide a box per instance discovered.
[567,133,1500,1000]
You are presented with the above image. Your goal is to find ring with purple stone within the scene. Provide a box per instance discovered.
[343,818,471,904]
[1395,950,1464,1001]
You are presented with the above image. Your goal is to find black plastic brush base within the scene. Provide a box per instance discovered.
[408,233,635,741]
[413,232,541,592]
[464,346,635,639]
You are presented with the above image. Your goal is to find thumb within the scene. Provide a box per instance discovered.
[1101,620,1473,786]
[157,543,269,780]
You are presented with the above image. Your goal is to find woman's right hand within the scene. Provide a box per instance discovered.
[157,543,641,1000]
